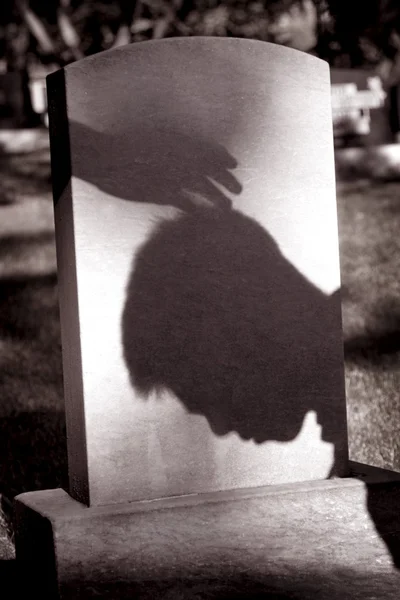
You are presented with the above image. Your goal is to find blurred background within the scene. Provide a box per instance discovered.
[1,0,400,524]
[2,0,400,145]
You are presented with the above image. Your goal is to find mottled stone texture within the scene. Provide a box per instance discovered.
[14,478,400,599]
[47,37,348,507]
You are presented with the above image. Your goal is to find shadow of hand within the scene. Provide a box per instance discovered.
[70,120,242,211]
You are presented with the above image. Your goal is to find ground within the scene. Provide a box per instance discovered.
[338,178,400,469]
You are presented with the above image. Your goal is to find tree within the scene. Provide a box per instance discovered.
[324,0,400,83]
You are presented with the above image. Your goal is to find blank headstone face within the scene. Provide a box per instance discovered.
[47,37,348,507]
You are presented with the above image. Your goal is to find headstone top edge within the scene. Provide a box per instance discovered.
[46,36,329,83]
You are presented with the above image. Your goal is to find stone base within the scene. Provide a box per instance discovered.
[14,472,400,599]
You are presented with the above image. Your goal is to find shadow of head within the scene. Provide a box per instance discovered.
[69,120,242,211]
[122,206,343,449]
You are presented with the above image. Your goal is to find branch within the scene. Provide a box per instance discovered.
[16,1,56,55]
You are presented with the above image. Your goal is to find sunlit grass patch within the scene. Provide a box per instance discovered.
[337,181,400,471]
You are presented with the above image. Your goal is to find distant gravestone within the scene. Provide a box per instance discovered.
[45,37,348,508]
[0,72,25,127]
[331,68,393,147]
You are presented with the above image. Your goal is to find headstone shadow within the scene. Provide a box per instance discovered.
[366,482,400,569]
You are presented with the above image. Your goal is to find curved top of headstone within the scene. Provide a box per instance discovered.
[53,36,330,141]
[48,36,334,233]
[48,34,337,293]
[62,35,327,73]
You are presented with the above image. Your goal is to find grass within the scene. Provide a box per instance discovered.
[337,180,400,470]
[0,131,399,513]
[0,134,66,509]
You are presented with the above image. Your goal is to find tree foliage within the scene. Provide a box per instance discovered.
[1,1,400,85]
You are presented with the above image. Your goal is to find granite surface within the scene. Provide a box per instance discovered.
[13,476,400,599]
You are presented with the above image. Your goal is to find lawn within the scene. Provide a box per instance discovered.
[0,130,399,511]
[0,132,66,507]
[338,179,400,470]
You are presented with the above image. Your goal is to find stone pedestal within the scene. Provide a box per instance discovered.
[14,476,400,598]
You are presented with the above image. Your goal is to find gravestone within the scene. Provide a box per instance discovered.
[48,37,347,507]
[331,68,393,148]
[0,72,25,127]
[14,38,350,596]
